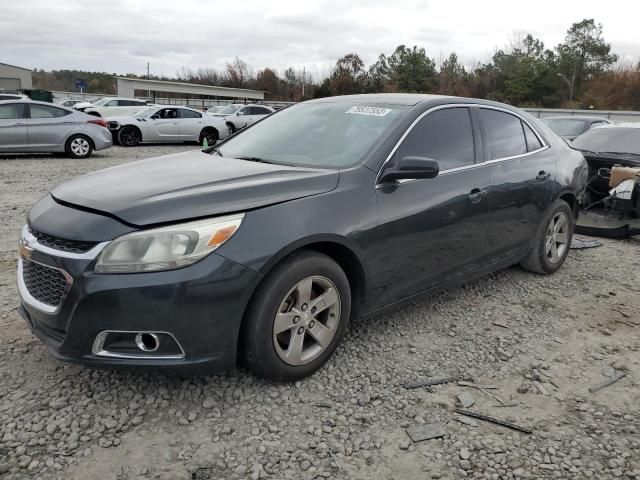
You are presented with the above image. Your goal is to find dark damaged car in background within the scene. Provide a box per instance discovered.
[18,94,587,381]
[572,123,640,237]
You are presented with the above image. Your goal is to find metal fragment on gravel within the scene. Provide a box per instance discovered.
[589,371,626,393]
[404,376,461,389]
[406,422,447,442]
[453,409,533,434]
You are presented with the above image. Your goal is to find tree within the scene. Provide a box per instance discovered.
[329,53,366,95]
[438,53,469,96]
[385,45,437,92]
[555,19,618,102]
[225,57,252,88]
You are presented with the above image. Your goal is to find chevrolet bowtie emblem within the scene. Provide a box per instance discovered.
[19,242,33,260]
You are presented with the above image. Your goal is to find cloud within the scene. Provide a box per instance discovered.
[0,0,637,79]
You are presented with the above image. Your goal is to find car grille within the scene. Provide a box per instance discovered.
[28,227,98,254]
[22,260,70,308]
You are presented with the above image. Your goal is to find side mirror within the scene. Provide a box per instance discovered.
[150,114,159,120]
[379,156,440,183]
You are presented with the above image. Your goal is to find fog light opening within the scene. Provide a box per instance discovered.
[135,333,159,352]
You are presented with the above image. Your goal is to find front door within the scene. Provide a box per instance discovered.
[0,103,28,151]
[369,106,492,310]
[148,108,181,142]
[478,108,557,261]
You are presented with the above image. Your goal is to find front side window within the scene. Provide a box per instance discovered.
[217,102,407,168]
[105,100,118,107]
[29,104,70,119]
[0,103,25,119]
[157,108,177,119]
[480,109,527,159]
[395,107,475,171]
[179,108,202,119]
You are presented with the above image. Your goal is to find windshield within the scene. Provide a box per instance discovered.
[134,107,159,118]
[92,98,110,107]
[217,105,241,115]
[572,127,640,155]
[216,102,407,168]
[542,118,586,136]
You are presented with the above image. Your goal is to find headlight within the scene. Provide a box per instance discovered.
[94,214,244,273]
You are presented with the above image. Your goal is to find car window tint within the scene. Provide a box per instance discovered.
[178,108,201,119]
[30,104,70,118]
[480,109,527,159]
[395,107,475,170]
[522,122,543,152]
[0,103,25,119]
[159,109,177,119]
[105,100,118,106]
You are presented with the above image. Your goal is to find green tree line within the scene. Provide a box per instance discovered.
[33,18,640,110]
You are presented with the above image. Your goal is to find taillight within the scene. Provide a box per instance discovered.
[88,119,108,129]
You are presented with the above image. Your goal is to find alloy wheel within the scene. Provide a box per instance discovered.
[70,137,90,156]
[272,275,341,366]
[545,212,569,264]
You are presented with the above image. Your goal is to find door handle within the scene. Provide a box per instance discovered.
[536,170,549,181]
[468,188,487,203]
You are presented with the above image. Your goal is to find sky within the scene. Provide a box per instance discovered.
[1,0,638,80]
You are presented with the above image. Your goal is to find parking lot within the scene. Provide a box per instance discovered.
[0,145,639,480]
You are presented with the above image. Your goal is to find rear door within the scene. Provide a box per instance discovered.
[370,106,492,309]
[0,103,28,151]
[479,108,556,261]
[148,108,181,142]
[177,108,204,140]
[27,104,74,150]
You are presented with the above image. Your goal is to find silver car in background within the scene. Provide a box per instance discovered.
[0,100,112,158]
[108,105,230,146]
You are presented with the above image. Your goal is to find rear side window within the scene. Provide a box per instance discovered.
[29,104,70,118]
[395,107,475,171]
[480,109,527,159]
[522,122,543,152]
[0,103,26,119]
[178,108,202,119]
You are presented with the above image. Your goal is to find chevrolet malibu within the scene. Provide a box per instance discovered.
[17,94,587,381]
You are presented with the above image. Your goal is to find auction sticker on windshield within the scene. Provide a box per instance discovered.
[346,106,393,117]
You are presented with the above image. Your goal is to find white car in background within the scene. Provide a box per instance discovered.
[74,97,150,117]
[107,105,230,146]
[208,103,274,134]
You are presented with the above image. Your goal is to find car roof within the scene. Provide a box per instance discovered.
[542,115,609,122]
[305,93,452,106]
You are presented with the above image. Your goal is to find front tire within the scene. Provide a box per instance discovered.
[520,199,574,274]
[241,251,351,381]
[65,135,93,159]
[199,128,218,146]
[118,126,142,147]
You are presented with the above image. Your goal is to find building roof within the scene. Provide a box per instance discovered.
[0,62,32,72]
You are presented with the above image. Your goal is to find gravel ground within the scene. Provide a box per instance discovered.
[0,145,639,480]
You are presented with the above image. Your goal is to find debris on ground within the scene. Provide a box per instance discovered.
[589,371,627,393]
[454,409,533,434]
[570,236,602,249]
[406,422,447,442]
[457,391,475,408]
[404,375,462,389]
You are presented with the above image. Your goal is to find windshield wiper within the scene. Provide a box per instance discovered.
[234,156,275,164]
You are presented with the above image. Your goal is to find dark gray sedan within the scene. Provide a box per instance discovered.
[0,100,112,158]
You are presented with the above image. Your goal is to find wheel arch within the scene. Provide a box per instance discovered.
[199,126,219,140]
[234,235,368,364]
[65,132,95,150]
[118,124,143,143]
[557,190,578,219]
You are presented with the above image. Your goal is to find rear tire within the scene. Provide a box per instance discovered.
[241,251,351,382]
[65,135,93,159]
[118,126,142,147]
[520,199,574,274]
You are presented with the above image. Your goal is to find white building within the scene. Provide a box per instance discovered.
[0,62,33,92]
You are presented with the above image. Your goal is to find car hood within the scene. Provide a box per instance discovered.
[51,150,340,227]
